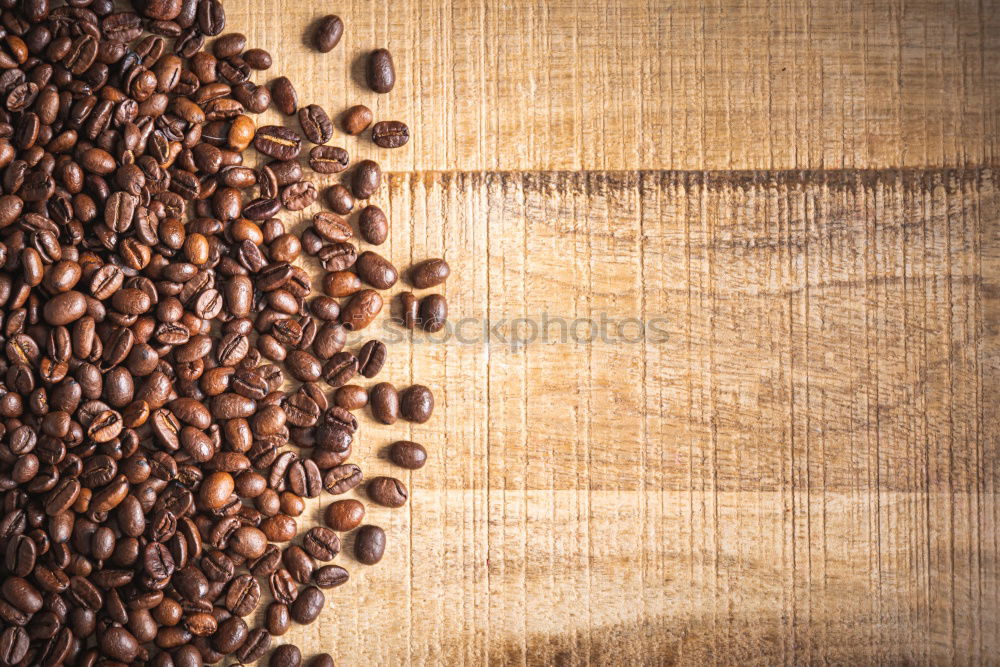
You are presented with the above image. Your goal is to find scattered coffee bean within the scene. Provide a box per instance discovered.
[372,120,410,148]
[369,383,400,424]
[359,205,389,245]
[309,145,350,173]
[400,384,435,423]
[366,48,396,93]
[355,251,398,290]
[409,258,451,288]
[254,125,303,160]
[299,104,334,144]
[314,15,344,53]
[420,293,448,332]
[270,76,299,114]
[342,104,373,135]
[390,441,428,469]
[324,499,366,532]
[351,159,381,199]
[355,525,387,564]
[271,643,302,667]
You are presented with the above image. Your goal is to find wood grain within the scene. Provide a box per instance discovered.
[227,0,999,172]
[209,0,1000,663]
[264,169,998,664]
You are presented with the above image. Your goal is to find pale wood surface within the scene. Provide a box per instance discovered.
[219,1,999,664]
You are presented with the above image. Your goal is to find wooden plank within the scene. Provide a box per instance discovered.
[228,0,998,172]
[264,169,998,664]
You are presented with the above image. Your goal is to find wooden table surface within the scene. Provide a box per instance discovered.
[223,0,998,664]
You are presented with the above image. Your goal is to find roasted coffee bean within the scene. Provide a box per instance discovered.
[322,271,362,298]
[271,643,302,667]
[409,257,451,288]
[322,351,358,388]
[400,291,420,329]
[322,464,363,495]
[313,565,350,589]
[367,476,408,507]
[355,525,386,564]
[281,180,317,210]
[351,159,381,199]
[298,104,334,144]
[366,48,396,93]
[401,384,435,423]
[340,289,383,331]
[254,125,302,160]
[359,204,389,245]
[236,628,272,663]
[303,526,341,561]
[420,293,448,332]
[290,585,325,625]
[325,183,354,213]
[357,339,387,378]
[355,251,398,289]
[369,382,399,425]
[314,15,344,53]
[309,145,349,174]
[333,384,367,411]
[270,76,298,115]
[244,48,272,70]
[341,104,373,135]
[390,441,428,469]
[372,120,410,148]
[309,654,337,667]
[313,212,352,243]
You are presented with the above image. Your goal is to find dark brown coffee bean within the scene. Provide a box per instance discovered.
[303,526,340,561]
[372,120,410,148]
[351,159,381,199]
[214,615,249,654]
[254,125,302,160]
[313,565,349,590]
[314,15,344,53]
[400,291,420,329]
[213,32,246,59]
[312,212,352,243]
[287,350,323,383]
[369,382,399,425]
[359,204,389,245]
[281,180,317,211]
[197,0,226,35]
[270,76,298,115]
[236,628,272,662]
[244,48,272,70]
[308,145,349,174]
[298,104,333,144]
[325,183,355,214]
[290,585,325,625]
[225,573,261,616]
[368,476,408,508]
[409,257,451,288]
[390,441,428,469]
[400,384,435,423]
[322,464,362,495]
[333,384,367,411]
[340,289,383,331]
[355,251,398,289]
[322,271,362,298]
[271,643,302,667]
[354,525,386,564]
[317,242,358,272]
[366,49,395,93]
[420,293,448,332]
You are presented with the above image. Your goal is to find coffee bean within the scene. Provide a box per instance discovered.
[271,643,302,667]
[372,120,410,148]
[322,464,363,495]
[357,340,387,378]
[355,525,386,564]
[322,351,358,388]
[401,384,435,423]
[355,251,398,289]
[366,49,395,93]
[320,185,353,216]
[244,48,272,69]
[340,289,383,331]
[309,653,337,667]
[309,145,349,174]
[351,159,381,199]
[254,125,302,160]
[342,104,373,135]
[266,601,291,636]
[281,180,317,210]
[359,205,389,244]
[298,104,333,144]
[420,293,448,332]
[400,292,420,329]
[390,441,428,469]
[314,15,344,52]
[368,476,408,507]
[290,585,325,625]
[236,628,272,663]
[270,76,298,115]
[369,383,399,425]
[333,384,368,411]
[303,526,341,561]
[409,258,451,288]
[322,271,363,298]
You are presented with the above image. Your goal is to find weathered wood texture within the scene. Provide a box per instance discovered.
[218,0,999,664]
[265,169,998,665]
[230,0,999,171]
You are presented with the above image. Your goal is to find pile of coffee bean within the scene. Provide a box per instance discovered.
[0,1,447,665]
